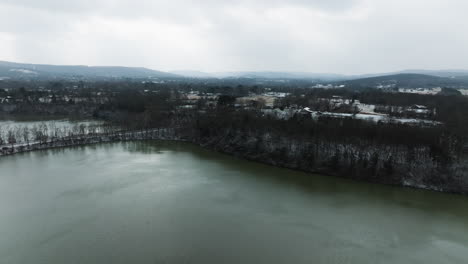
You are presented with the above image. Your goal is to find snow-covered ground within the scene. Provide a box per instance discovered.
[354,101,376,113]
[458,89,468,96]
[262,108,297,120]
[311,112,387,122]
[262,107,441,126]
[310,111,441,125]
[9,69,38,75]
[398,87,442,95]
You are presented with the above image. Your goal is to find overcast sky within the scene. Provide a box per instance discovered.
[0,0,467,74]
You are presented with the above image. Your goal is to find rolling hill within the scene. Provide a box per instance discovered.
[170,70,348,81]
[0,61,180,80]
[338,73,468,89]
[1,60,468,87]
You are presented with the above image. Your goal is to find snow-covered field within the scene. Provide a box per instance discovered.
[263,107,441,126]
[310,111,441,125]
[458,89,468,96]
[9,69,38,75]
[399,87,442,95]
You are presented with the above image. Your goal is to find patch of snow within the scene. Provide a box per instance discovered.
[458,89,468,96]
[398,87,441,95]
[303,107,313,113]
[310,111,441,125]
[9,69,38,75]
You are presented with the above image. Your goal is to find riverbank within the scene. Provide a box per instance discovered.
[0,128,185,157]
[2,127,468,195]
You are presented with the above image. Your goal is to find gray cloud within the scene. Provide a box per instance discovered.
[0,0,359,13]
[0,0,466,74]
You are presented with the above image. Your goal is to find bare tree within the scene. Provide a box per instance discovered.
[7,129,16,147]
[22,126,30,145]
[0,127,4,146]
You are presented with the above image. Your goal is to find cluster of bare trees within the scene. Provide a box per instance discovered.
[0,122,119,147]
[189,108,468,192]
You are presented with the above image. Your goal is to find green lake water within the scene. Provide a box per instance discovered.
[0,141,467,264]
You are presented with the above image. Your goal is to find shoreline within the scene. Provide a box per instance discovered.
[0,129,184,157]
[2,130,464,196]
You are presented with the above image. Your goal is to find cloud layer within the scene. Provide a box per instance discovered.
[0,0,467,74]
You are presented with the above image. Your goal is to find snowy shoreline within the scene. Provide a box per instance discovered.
[2,127,467,196]
[0,129,183,157]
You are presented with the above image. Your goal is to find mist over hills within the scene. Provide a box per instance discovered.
[1,60,468,89]
[397,69,468,78]
[170,71,348,81]
[1,61,350,81]
[168,70,213,79]
[171,69,468,83]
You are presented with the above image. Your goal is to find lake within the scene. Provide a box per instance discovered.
[0,141,468,264]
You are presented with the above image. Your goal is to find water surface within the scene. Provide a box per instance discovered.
[0,141,467,264]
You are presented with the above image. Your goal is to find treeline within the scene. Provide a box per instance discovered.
[190,109,467,192]
[0,122,116,146]
[0,78,312,95]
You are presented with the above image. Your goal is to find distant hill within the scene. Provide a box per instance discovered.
[340,70,468,82]
[2,60,468,86]
[172,71,348,81]
[397,69,468,78]
[226,72,347,81]
[170,69,468,83]
[339,73,468,89]
[0,61,180,80]
[169,70,214,78]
